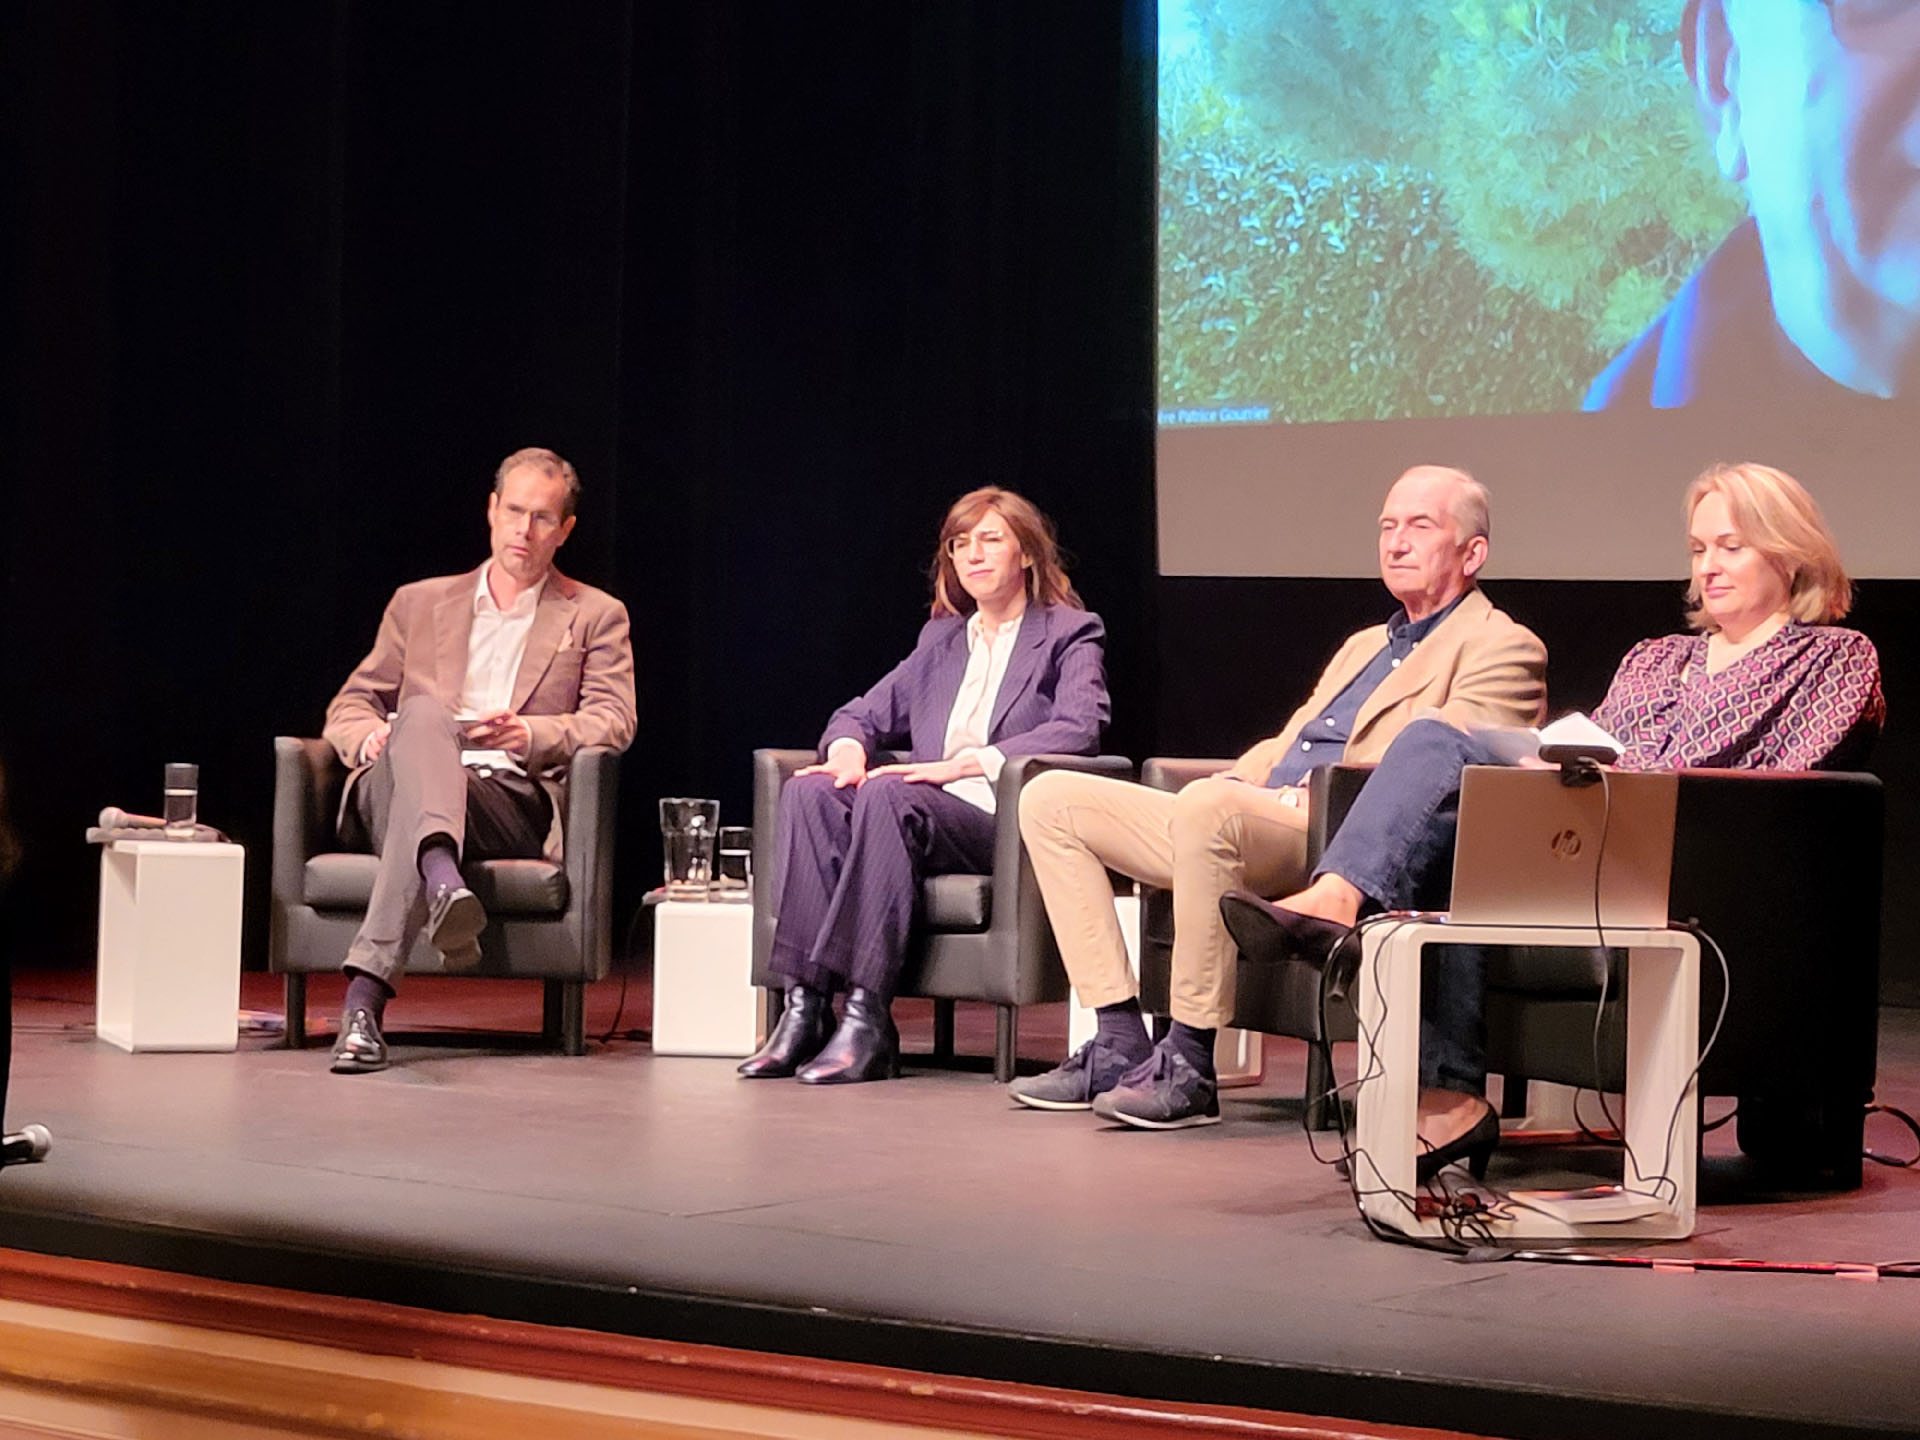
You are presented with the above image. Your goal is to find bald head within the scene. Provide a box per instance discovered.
[1378,466,1490,621]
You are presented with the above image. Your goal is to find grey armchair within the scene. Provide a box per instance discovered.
[1483,768,1885,1188]
[751,749,1133,1082]
[269,737,622,1056]
[1134,759,1358,1129]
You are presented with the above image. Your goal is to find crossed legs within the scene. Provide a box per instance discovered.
[1258,718,1501,1158]
[331,696,548,1074]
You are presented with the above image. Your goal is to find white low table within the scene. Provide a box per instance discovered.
[652,900,762,1057]
[1354,918,1699,1241]
[96,840,245,1053]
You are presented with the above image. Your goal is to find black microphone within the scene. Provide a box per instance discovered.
[1,1124,51,1166]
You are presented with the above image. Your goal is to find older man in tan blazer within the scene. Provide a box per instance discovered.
[322,447,637,1073]
[1013,465,1544,1128]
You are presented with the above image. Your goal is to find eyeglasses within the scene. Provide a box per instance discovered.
[946,528,1013,559]
[1823,0,1920,49]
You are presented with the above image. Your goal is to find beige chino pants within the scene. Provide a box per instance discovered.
[1018,771,1310,1030]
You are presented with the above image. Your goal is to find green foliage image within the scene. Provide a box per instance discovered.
[1159,0,1747,422]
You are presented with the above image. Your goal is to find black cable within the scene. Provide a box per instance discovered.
[1571,1088,1618,1143]
[595,900,654,1045]
[1309,910,1479,1254]
[1864,1104,1920,1169]
[1505,1250,1920,1277]
[1576,770,1732,1206]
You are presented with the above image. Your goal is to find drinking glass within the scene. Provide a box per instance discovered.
[163,763,199,840]
[713,826,753,902]
[659,797,721,898]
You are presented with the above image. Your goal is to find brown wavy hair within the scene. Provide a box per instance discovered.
[1683,462,1853,631]
[929,487,1082,618]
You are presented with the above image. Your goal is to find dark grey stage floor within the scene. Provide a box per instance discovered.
[4,971,1920,1440]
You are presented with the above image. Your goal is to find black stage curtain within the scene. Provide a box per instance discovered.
[3,3,1914,1001]
[0,1,1157,971]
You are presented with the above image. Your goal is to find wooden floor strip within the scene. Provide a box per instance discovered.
[0,1248,1485,1440]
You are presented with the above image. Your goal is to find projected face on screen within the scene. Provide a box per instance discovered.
[1675,0,1920,405]
[1156,0,1920,424]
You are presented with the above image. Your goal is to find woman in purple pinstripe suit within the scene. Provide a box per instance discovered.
[740,489,1110,1085]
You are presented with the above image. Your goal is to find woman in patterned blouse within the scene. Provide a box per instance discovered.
[1225,462,1884,1182]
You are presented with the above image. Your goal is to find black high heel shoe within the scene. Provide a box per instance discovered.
[737,983,834,1078]
[795,987,900,1085]
[1415,1100,1500,1184]
[1220,890,1362,999]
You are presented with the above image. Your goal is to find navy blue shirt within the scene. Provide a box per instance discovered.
[1265,594,1468,789]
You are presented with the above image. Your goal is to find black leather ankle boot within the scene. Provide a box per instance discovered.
[795,986,900,1085]
[737,983,834,1078]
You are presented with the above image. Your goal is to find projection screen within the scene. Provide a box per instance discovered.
[1156,0,1920,579]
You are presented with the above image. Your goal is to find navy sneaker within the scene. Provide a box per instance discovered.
[330,1007,389,1074]
[1009,1034,1152,1111]
[1091,1043,1220,1129]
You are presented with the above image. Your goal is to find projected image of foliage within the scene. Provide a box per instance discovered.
[1159,0,1746,423]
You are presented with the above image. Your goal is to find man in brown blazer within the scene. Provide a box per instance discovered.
[321,447,637,1073]
[1012,465,1545,1127]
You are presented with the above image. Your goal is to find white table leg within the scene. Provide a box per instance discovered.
[1354,920,1698,1240]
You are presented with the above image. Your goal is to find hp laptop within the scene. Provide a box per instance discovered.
[1447,766,1678,928]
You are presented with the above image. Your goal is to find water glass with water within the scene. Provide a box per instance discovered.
[713,826,753,902]
[659,797,721,898]
[163,763,199,839]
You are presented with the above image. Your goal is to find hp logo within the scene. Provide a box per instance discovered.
[1549,828,1583,860]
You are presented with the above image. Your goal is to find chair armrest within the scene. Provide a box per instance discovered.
[558,745,621,975]
[272,737,342,906]
[992,753,1134,899]
[752,749,820,978]
[562,747,621,883]
[1141,758,1232,793]
[1306,763,1373,867]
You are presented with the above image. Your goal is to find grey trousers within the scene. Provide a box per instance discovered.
[340,695,549,987]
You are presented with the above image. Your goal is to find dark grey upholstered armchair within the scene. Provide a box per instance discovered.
[1135,759,1357,1129]
[751,749,1133,1083]
[269,737,622,1056]
[1267,763,1885,1187]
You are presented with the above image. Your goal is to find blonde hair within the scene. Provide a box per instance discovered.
[929,487,1082,618]
[1684,462,1852,630]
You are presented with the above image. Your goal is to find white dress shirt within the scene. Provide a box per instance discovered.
[456,564,545,773]
[831,608,1024,815]
[938,609,1023,812]
[825,606,1029,814]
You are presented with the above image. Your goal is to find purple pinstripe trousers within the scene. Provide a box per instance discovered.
[768,772,997,1000]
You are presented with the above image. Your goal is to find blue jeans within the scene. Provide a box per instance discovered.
[1314,718,1502,1096]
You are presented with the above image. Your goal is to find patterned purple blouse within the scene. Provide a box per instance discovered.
[1592,623,1884,773]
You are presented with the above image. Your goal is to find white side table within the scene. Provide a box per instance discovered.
[652,900,763,1057]
[96,840,245,1053]
[1354,919,1699,1241]
[1066,893,1263,1086]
